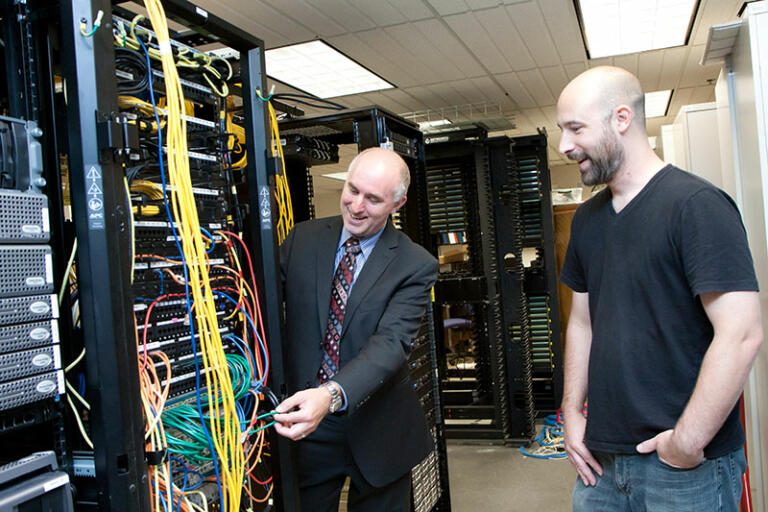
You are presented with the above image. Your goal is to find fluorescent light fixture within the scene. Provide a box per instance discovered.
[320,172,348,182]
[645,90,672,118]
[265,40,394,99]
[576,0,699,58]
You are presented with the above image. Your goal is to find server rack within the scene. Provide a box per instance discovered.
[425,129,526,441]
[424,128,563,441]
[278,107,452,512]
[503,132,563,415]
[0,1,299,511]
[0,0,67,497]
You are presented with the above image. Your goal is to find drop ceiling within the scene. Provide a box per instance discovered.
[186,0,743,166]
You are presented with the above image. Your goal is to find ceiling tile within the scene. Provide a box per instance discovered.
[472,7,536,71]
[385,0,435,21]
[505,2,562,67]
[658,46,689,90]
[637,51,664,92]
[470,76,506,102]
[378,89,427,112]
[677,45,720,88]
[401,85,449,110]
[465,0,503,9]
[309,0,376,32]
[360,29,444,84]
[540,65,569,101]
[521,107,550,128]
[423,82,471,107]
[496,72,537,109]
[541,105,560,127]
[564,62,588,80]
[690,84,716,104]
[259,0,347,38]
[668,87,695,119]
[536,0,587,64]
[326,33,413,87]
[356,91,411,113]
[517,69,556,106]
[691,0,743,46]
[353,0,408,26]
[444,13,513,73]
[427,0,471,16]
[447,78,493,104]
[612,54,639,76]
[412,19,487,77]
[384,24,468,81]
[588,57,613,68]
[190,0,289,46]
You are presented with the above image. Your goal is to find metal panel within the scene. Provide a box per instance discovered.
[241,46,302,512]
[59,1,149,509]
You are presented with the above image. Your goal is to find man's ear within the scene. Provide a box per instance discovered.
[614,104,633,134]
[393,195,407,213]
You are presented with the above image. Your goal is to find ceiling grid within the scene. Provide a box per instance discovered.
[191,0,747,165]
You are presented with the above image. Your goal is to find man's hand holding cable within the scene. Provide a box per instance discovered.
[273,387,333,440]
[636,428,704,469]
[564,409,603,486]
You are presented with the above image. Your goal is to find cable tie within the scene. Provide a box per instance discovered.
[157,40,172,56]
[145,447,167,466]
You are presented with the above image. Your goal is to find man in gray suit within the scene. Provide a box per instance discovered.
[274,147,438,511]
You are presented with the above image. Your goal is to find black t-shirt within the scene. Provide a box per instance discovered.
[560,165,759,458]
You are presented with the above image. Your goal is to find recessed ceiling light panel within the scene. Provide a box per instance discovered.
[577,0,699,58]
[265,40,394,99]
[645,89,672,118]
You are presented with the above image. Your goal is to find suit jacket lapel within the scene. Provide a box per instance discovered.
[316,216,343,339]
[341,221,399,337]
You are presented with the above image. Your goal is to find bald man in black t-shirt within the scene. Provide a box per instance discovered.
[556,66,762,512]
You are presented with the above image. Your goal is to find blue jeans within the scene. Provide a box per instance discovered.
[572,449,747,511]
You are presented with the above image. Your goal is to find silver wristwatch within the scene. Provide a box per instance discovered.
[322,381,343,413]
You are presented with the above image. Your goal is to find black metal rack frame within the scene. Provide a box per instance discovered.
[46,1,299,510]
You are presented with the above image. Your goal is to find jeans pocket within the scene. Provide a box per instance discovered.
[655,453,703,471]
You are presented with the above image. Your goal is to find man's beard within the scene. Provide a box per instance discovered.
[570,129,624,186]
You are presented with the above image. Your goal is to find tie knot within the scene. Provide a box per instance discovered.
[344,237,361,255]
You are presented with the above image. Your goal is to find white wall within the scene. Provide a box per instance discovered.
[721,5,768,508]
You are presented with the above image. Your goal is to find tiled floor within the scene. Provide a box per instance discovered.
[447,441,576,511]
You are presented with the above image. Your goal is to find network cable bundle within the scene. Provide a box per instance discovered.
[84,5,287,511]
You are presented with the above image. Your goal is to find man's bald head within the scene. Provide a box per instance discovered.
[347,147,410,202]
[559,66,646,132]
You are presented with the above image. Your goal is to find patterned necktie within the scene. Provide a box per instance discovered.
[318,236,361,383]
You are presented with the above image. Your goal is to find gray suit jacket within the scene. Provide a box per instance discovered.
[280,216,438,486]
